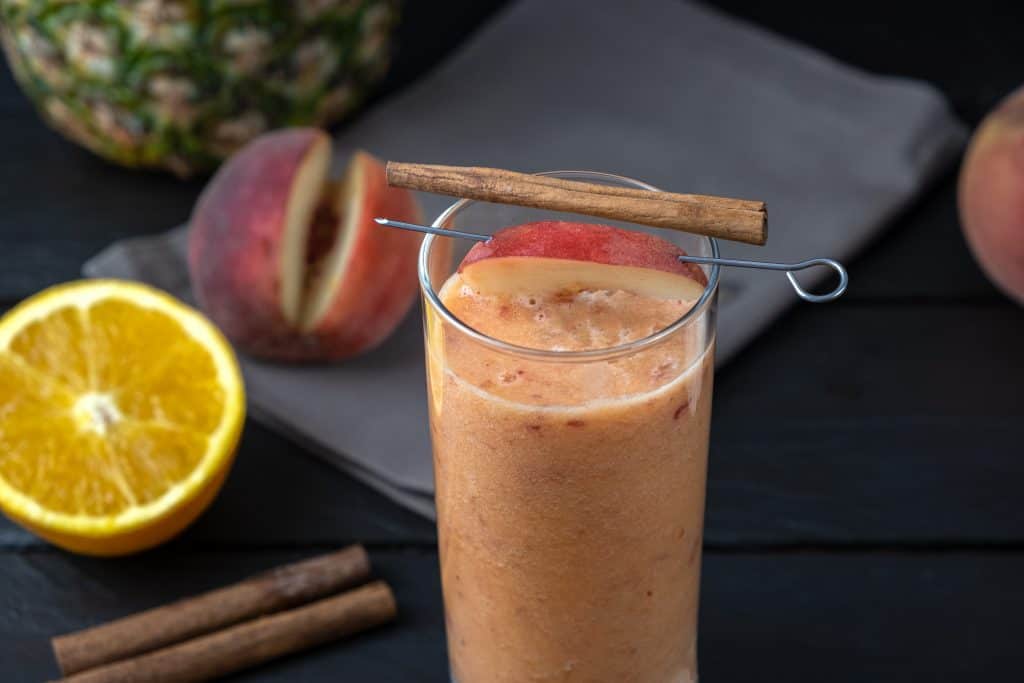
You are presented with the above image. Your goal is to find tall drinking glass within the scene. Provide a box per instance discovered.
[419,171,719,683]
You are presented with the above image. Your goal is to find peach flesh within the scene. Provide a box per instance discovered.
[304,188,342,295]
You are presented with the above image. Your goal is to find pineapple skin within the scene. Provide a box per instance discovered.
[0,0,398,176]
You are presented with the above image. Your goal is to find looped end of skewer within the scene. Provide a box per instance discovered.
[677,254,848,303]
[784,258,848,303]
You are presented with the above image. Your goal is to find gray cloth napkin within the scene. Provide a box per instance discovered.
[85,0,965,518]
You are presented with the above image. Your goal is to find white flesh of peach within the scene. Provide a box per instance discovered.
[459,256,707,302]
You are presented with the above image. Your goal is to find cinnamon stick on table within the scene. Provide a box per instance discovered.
[53,581,397,683]
[386,162,768,245]
[52,545,371,676]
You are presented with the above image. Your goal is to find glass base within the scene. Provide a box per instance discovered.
[451,672,697,682]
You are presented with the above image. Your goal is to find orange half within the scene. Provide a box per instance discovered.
[0,280,244,555]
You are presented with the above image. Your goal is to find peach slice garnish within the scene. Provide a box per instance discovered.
[458,221,708,301]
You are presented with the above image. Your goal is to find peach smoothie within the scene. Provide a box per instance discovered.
[424,222,716,683]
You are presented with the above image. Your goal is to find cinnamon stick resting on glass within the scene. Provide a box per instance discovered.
[386,162,768,245]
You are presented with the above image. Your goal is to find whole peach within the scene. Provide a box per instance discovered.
[958,86,1024,304]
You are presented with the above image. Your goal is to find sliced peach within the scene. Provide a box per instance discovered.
[458,221,708,300]
[298,151,423,352]
[188,128,422,361]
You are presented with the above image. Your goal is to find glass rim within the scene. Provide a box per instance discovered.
[417,170,720,362]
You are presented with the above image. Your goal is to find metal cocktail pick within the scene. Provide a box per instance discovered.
[375,218,848,303]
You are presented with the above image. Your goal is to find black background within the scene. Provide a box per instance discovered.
[1,2,1023,680]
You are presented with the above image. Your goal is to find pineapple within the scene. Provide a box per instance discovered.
[0,0,397,176]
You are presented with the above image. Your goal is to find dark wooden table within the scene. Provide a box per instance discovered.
[2,3,1023,681]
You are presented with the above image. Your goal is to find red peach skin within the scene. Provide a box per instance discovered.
[958,85,1024,304]
[460,221,707,285]
[189,128,329,358]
